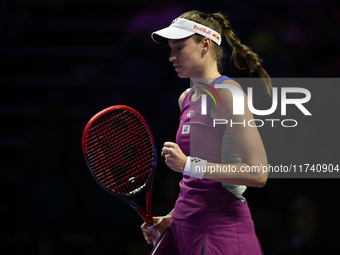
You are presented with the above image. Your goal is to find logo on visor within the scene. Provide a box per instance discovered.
[212,34,220,40]
[172,18,178,24]
[193,25,211,35]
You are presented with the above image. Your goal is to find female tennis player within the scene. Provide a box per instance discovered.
[141,10,271,254]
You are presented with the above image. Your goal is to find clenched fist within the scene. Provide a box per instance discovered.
[161,142,187,173]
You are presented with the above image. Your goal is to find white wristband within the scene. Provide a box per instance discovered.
[183,156,191,176]
[183,156,207,179]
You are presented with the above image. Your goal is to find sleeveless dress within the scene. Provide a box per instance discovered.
[150,76,264,255]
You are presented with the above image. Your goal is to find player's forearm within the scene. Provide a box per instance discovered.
[193,161,268,187]
[167,209,174,216]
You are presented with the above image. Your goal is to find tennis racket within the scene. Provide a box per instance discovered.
[82,105,160,245]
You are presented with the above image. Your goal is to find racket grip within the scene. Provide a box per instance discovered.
[146,223,161,246]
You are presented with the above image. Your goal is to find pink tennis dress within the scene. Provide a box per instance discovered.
[151,76,264,255]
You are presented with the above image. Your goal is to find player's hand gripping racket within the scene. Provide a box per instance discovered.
[82,105,160,245]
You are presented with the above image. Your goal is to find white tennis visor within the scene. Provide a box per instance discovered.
[151,18,222,45]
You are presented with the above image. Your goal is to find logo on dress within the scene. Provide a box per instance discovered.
[186,110,194,117]
[182,125,190,134]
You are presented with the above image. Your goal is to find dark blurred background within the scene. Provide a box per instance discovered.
[1,0,339,254]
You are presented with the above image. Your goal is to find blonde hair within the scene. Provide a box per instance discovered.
[179,11,272,95]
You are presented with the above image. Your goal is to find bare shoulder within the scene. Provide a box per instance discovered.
[178,88,191,110]
[211,78,249,119]
[216,79,246,103]
[219,79,245,93]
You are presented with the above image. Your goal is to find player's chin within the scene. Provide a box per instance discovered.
[177,72,189,79]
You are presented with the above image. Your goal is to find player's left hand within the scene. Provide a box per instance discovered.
[161,142,187,173]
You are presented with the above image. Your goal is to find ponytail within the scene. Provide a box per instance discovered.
[213,13,272,96]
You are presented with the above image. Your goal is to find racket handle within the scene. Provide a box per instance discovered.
[146,223,161,246]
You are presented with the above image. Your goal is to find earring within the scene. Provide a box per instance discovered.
[202,50,206,57]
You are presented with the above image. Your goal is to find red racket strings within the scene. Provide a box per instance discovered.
[84,109,155,195]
